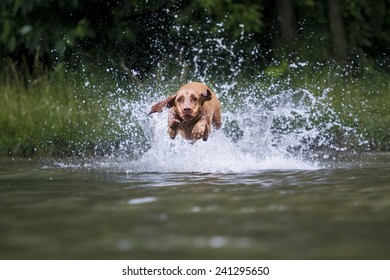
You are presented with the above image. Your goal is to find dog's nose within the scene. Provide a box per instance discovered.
[183,108,192,114]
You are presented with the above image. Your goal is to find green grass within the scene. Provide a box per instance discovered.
[1,61,390,157]
[0,63,127,157]
[288,64,390,151]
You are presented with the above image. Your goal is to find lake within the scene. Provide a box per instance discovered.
[1,152,390,259]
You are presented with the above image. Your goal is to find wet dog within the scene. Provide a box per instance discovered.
[149,82,222,142]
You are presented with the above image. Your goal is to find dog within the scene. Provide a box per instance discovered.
[149,82,222,142]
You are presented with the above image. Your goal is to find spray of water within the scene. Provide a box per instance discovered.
[82,22,363,173]
[110,84,335,172]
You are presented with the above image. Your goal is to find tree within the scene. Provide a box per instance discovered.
[1,0,390,76]
[276,0,297,43]
[327,0,348,63]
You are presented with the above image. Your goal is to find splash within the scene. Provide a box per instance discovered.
[101,80,339,172]
[110,81,342,172]
[88,22,362,172]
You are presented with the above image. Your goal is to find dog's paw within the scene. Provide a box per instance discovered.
[192,124,207,140]
[169,118,181,130]
[168,128,178,139]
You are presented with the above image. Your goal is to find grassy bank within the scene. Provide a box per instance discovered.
[1,62,390,157]
[289,63,390,151]
[0,63,131,157]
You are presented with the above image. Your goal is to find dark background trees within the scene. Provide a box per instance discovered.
[1,0,390,76]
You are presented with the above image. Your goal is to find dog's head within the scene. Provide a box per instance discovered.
[149,89,212,121]
[174,89,212,121]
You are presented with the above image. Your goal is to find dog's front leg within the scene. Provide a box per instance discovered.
[168,109,181,139]
[192,117,210,141]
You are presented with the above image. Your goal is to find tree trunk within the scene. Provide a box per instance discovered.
[371,0,385,33]
[328,0,348,63]
[275,0,297,43]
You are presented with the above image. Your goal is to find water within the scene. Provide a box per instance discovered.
[1,153,390,260]
[2,19,389,260]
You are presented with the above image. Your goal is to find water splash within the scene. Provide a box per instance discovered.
[100,81,334,172]
[82,21,363,172]
[110,82,355,172]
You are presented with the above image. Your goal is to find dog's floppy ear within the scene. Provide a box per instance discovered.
[149,94,176,114]
[201,89,212,101]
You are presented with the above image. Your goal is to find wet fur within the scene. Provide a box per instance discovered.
[149,82,222,142]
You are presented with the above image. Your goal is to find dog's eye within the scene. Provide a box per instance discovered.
[191,96,198,102]
[177,96,184,103]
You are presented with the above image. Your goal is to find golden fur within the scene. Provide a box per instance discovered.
[149,82,222,142]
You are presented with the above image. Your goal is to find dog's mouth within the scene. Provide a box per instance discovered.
[181,116,193,122]
[180,112,194,121]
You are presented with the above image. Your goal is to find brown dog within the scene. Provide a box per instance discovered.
[149,82,222,142]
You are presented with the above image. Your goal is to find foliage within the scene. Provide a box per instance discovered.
[197,0,263,36]
[1,0,390,156]
[1,59,390,157]
[0,60,133,157]
[2,0,390,73]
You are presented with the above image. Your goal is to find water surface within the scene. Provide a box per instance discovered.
[1,153,389,259]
